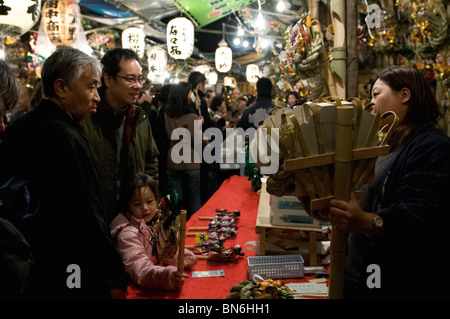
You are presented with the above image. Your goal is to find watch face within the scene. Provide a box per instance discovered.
[374,215,383,227]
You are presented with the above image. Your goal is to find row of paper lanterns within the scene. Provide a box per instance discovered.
[0,2,259,83]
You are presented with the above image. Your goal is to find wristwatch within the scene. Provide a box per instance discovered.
[371,213,384,236]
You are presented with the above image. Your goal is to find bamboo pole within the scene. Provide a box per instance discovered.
[328,106,353,299]
[178,210,187,273]
[330,0,347,99]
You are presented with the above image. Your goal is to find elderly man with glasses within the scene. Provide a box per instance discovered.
[81,48,159,223]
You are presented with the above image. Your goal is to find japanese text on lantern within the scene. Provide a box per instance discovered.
[166,17,194,60]
[43,0,78,46]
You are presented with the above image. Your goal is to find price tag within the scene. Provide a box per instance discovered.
[192,270,225,278]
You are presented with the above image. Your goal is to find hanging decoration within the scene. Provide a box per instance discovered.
[224,76,236,88]
[397,0,448,57]
[147,47,167,84]
[42,0,80,46]
[122,27,145,58]
[166,17,194,60]
[0,0,42,37]
[246,64,259,83]
[279,12,329,99]
[207,71,218,86]
[215,39,232,73]
[36,0,91,58]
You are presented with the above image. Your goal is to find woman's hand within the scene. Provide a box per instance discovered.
[329,192,374,234]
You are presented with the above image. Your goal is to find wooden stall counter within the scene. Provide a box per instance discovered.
[255,181,323,266]
[127,175,327,299]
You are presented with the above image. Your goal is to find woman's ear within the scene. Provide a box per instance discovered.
[53,78,67,98]
[400,87,411,104]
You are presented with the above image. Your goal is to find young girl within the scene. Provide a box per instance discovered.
[110,173,197,291]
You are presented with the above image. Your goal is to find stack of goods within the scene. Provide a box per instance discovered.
[186,209,245,261]
[226,275,294,299]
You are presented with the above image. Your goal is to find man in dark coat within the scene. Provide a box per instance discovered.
[237,77,275,130]
[0,46,128,299]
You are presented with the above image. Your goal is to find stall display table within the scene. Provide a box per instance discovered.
[255,182,323,266]
[126,175,327,299]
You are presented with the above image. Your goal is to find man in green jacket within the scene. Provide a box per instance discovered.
[81,48,159,223]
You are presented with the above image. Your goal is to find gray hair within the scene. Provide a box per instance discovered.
[41,46,102,98]
[0,59,21,118]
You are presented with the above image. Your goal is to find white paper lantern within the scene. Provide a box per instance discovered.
[0,0,42,37]
[43,0,80,46]
[147,47,166,76]
[166,17,194,60]
[207,71,218,86]
[122,27,146,58]
[215,42,232,73]
[246,64,259,83]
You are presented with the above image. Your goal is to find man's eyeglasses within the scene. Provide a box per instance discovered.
[116,75,145,85]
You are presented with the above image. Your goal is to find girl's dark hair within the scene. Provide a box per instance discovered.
[119,173,159,212]
[375,65,444,148]
[210,96,224,112]
[165,82,195,118]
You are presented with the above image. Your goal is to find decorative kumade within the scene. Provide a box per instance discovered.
[259,97,399,298]
[152,189,186,268]
[43,0,80,46]
[0,0,41,37]
[166,17,194,60]
[122,27,145,58]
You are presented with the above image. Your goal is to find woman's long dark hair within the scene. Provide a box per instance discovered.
[375,65,444,148]
[165,82,195,118]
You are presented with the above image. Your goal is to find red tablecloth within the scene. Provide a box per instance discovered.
[127,175,323,299]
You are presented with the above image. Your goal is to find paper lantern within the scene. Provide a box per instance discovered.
[166,17,194,60]
[224,76,236,88]
[246,64,259,83]
[122,27,145,58]
[43,0,80,46]
[215,41,232,73]
[0,0,42,37]
[207,71,218,86]
[148,47,166,76]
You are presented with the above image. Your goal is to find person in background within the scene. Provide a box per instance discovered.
[210,95,228,128]
[237,77,275,130]
[204,89,215,119]
[81,48,159,223]
[188,71,219,205]
[29,79,44,110]
[286,91,300,109]
[329,65,450,299]
[5,82,32,126]
[165,82,202,220]
[110,173,196,291]
[0,46,129,299]
[154,84,172,197]
[0,59,20,134]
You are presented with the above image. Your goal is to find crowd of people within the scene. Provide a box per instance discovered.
[1,46,450,300]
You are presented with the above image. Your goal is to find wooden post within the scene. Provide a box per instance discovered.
[328,106,353,299]
[330,0,346,99]
[178,210,187,273]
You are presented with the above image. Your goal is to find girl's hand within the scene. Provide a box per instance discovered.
[184,255,197,268]
[171,271,189,290]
